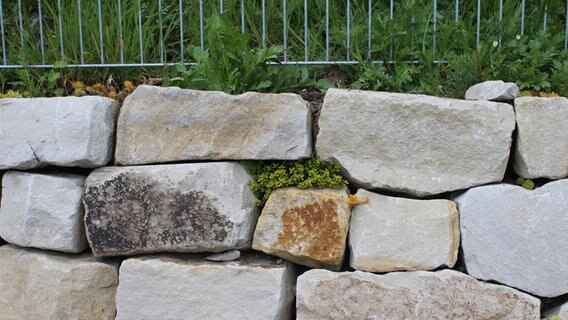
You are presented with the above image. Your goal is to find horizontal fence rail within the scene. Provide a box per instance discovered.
[0,0,567,69]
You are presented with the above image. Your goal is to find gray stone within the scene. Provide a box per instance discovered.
[465,80,520,101]
[115,85,312,165]
[544,301,568,320]
[0,96,119,170]
[205,249,241,262]
[252,187,351,270]
[0,245,118,320]
[116,253,295,320]
[514,97,568,179]
[316,89,515,197]
[83,162,258,256]
[0,171,87,253]
[453,180,568,297]
[349,189,459,272]
[297,269,540,320]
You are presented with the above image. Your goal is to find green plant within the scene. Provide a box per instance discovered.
[244,157,348,206]
[9,68,64,97]
[0,90,23,98]
[516,177,535,190]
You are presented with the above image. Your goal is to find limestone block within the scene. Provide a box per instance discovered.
[0,96,119,169]
[465,80,520,101]
[453,180,568,297]
[0,245,118,320]
[297,269,540,320]
[116,253,295,320]
[0,171,87,252]
[83,162,258,256]
[349,189,459,272]
[316,88,515,197]
[514,96,568,179]
[252,187,351,270]
[115,85,312,164]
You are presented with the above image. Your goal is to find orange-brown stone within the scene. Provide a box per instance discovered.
[252,187,351,270]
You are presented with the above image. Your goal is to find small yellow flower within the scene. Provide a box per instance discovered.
[71,81,85,90]
[91,83,105,92]
[348,194,369,206]
[492,40,499,47]
[123,80,135,92]
[108,88,118,100]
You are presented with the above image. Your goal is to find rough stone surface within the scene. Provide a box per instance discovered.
[205,249,241,262]
[297,269,540,320]
[316,89,515,197]
[544,302,568,320]
[0,96,119,170]
[252,187,351,270]
[0,245,118,320]
[0,171,87,253]
[453,180,568,297]
[349,189,459,272]
[83,162,258,256]
[465,80,520,101]
[514,97,568,179]
[115,85,312,164]
[116,253,295,320]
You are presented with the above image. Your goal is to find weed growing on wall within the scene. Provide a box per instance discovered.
[244,157,348,206]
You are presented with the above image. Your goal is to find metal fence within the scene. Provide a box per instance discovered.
[0,0,567,69]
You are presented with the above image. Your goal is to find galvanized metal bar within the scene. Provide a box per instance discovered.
[17,0,24,51]
[389,0,394,60]
[433,0,437,53]
[199,0,204,50]
[325,0,329,61]
[543,4,547,33]
[118,0,124,64]
[499,0,503,21]
[38,0,46,65]
[565,0,568,49]
[455,0,459,23]
[240,0,245,33]
[283,0,287,62]
[520,0,525,36]
[0,0,5,65]
[476,0,480,47]
[77,0,84,64]
[304,0,308,61]
[159,0,164,63]
[220,0,223,14]
[58,0,65,59]
[368,0,372,60]
[137,0,144,64]
[179,0,184,62]
[390,0,394,19]
[346,0,351,61]
[97,0,104,64]
[262,0,266,48]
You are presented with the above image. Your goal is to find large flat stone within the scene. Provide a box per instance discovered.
[316,89,515,197]
[84,162,258,256]
[252,187,351,270]
[115,85,312,164]
[0,245,118,320]
[116,253,295,320]
[514,97,568,179]
[0,171,87,252]
[453,180,568,297]
[349,189,459,272]
[465,80,520,101]
[297,269,540,320]
[0,96,119,170]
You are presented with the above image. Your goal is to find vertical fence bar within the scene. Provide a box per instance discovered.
[137,0,144,64]
[520,0,525,36]
[455,0,459,23]
[543,4,547,33]
[179,0,184,62]
[325,0,329,61]
[17,0,24,51]
[304,0,308,61]
[159,0,164,63]
[0,0,5,65]
[346,0,351,61]
[283,0,287,62]
[220,0,223,14]
[262,0,266,48]
[565,0,568,49]
[77,0,84,64]
[389,0,394,60]
[118,0,124,64]
[58,0,64,59]
[476,0,480,47]
[368,0,372,60]
[240,0,245,33]
[97,0,104,64]
[38,0,46,65]
[499,0,503,21]
[433,0,437,53]
[199,0,204,50]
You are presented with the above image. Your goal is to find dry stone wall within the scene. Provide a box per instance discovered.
[0,84,566,319]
